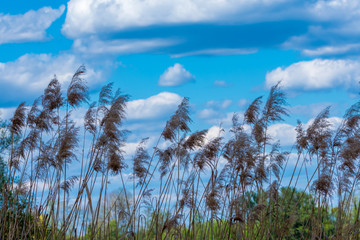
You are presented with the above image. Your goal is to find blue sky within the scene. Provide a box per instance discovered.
[1,0,360,191]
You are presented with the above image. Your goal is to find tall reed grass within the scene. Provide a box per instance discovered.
[0,66,360,239]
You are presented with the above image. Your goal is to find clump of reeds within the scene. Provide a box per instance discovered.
[0,66,360,240]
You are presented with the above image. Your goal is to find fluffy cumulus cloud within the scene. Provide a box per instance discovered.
[126,92,182,120]
[267,123,297,146]
[0,107,16,120]
[267,116,343,146]
[205,126,225,141]
[116,92,184,157]
[266,59,360,92]
[0,6,65,44]
[306,116,343,131]
[121,138,155,158]
[158,63,195,86]
[0,53,103,105]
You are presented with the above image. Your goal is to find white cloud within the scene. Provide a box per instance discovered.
[123,142,145,158]
[302,44,360,56]
[221,100,232,109]
[205,126,224,141]
[73,37,179,55]
[328,117,343,130]
[122,136,161,159]
[281,1,360,55]
[61,0,360,57]
[62,0,360,37]
[238,99,248,108]
[198,109,219,119]
[0,6,65,44]
[283,30,360,57]
[204,112,237,128]
[266,59,360,91]
[124,121,165,133]
[62,0,295,38]
[289,102,337,118]
[198,101,233,121]
[268,123,297,146]
[0,53,103,104]
[213,80,228,87]
[0,107,16,120]
[158,63,195,86]
[267,116,344,146]
[171,48,257,58]
[305,116,343,131]
[206,100,232,110]
[126,92,182,120]
[310,0,360,23]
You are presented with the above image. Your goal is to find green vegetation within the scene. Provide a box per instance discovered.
[1,66,360,239]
